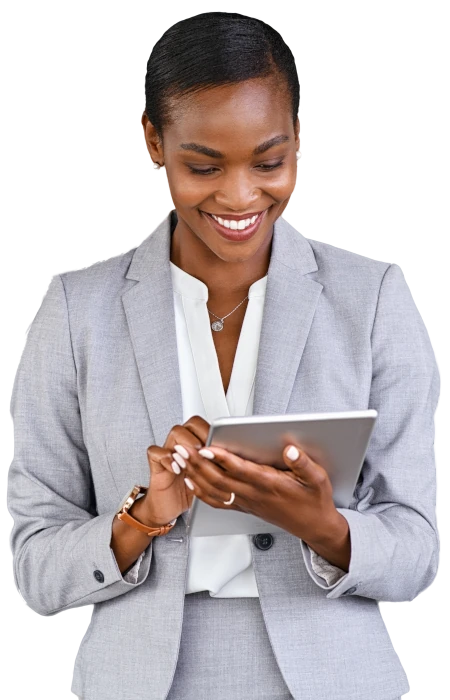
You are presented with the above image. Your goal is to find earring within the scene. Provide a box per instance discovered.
[296,151,302,160]
[153,162,161,169]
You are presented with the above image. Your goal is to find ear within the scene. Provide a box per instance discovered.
[294,116,300,151]
[141,112,164,164]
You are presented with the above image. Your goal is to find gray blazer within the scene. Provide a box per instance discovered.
[7,210,440,700]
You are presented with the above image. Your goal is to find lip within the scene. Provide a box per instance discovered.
[201,207,269,242]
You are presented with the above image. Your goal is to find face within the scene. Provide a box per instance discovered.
[142,76,300,264]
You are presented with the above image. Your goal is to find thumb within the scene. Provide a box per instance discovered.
[283,444,319,484]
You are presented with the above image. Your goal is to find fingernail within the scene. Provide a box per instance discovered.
[184,477,195,490]
[286,445,299,461]
[198,448,215,459]
[174,444,189,459]
[172,452,186,468]
[171,461,181,474]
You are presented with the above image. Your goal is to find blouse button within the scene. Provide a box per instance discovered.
[253,534,274,550]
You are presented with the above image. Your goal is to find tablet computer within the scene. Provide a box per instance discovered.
[185,409,377,537]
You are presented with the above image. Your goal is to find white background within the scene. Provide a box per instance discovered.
[1,2,448,698]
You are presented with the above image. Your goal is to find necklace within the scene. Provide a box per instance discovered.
[207,295,249,332]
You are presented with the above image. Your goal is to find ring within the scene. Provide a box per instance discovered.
[223,491,235,505]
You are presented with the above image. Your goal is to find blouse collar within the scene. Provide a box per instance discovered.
[169,261,267,301]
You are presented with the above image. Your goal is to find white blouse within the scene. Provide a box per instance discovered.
[120,261,347,594]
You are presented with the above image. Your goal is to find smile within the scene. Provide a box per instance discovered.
[208,213,260,230]
[200,207,270,242]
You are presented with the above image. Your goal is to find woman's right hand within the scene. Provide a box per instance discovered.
[138,415,211,527]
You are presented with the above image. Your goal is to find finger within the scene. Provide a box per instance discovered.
[162,422,211,470]
[283,444,328,487]
[182,415,211,445]
[197,445,279,487]
[183,445,280,510]
[147,445,180,476]
[147,444,178,475]
[182,448,245,503]
[183,467,244,511]
[187,484,247,513]
[149,423,205,476]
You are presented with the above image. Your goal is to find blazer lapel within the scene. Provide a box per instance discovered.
[121,211,187,523]
[252,215,323,416]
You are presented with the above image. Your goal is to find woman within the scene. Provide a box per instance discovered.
[7,11,439,700]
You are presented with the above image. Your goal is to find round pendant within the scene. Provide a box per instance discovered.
[211,320,224,332]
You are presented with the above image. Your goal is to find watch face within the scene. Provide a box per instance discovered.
[118,486,137,512]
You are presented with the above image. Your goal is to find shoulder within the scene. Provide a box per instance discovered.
[302,236,401,331]
[56,246,137,312]
[309,240,431,342]
[304,236,396,304]
[306,236,391,282]
[302,235,431,353]
[279,217,393,295]
[309,239,418,317]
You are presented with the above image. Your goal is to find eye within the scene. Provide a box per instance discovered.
[256,160,285,171]
[186,160,285,176]
[187,166,219,175]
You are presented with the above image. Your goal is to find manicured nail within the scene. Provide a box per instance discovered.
[174,444,189,459]
[286,445,299,461]
[198,448,215,459]
[172,452,186,468]
[171,461,181,474]
[184,477,195,490]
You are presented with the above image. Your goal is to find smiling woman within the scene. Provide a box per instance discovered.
[147,80,298,253]
[142,14,300,286]
[142,82,300,253]
[7,10,438,700]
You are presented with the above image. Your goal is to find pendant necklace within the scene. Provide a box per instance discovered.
[207,295,249,332]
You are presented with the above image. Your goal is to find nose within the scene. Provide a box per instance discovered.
[213,168,260,212]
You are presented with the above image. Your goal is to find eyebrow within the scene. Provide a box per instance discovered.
[179,134,290,158]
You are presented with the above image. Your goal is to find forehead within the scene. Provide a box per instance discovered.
[164,78,293,155]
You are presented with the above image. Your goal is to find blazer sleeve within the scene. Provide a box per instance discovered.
[7,274,153,617]
[300,263,441,601]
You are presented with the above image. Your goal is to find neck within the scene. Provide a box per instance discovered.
[170,216,273,305]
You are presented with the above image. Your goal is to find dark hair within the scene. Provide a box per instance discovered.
[145,12,299,141]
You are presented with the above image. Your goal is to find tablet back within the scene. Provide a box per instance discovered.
[186,410,377,537]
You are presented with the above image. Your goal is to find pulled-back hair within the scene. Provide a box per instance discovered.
[145,12,299,140]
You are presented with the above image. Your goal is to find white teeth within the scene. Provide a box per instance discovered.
[210,213,259,229]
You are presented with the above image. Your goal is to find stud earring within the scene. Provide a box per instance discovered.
[296,151,302,160]
[153,162,161,169]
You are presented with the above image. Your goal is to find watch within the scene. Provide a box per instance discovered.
[116,485,177,536]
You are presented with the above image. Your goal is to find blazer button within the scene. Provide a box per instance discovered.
[253,534,274,550]
[343,585,357,595]
[93,569,105,583]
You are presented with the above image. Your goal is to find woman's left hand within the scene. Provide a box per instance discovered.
[179,442,340,544]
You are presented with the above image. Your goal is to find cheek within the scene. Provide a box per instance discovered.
[268,164,297,200]
[167,169,210,205]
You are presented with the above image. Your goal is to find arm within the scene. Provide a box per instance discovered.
[110,495,157,574]
[300,263,441,600]
[7,274,154,617]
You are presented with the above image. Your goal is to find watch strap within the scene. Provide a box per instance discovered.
[117,510,177,536]
[117,484,177,537]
